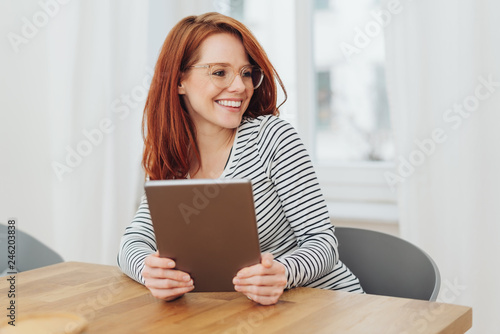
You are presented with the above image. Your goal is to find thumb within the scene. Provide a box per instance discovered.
[261,253,274,268]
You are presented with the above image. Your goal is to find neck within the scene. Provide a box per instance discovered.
[190,126,236,179]
[197,127,235,156]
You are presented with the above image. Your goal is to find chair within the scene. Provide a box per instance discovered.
[0,223,64,275]
[335,227,440,301]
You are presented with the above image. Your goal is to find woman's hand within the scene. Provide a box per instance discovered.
[233,253,287,305]
[142,252,194,301]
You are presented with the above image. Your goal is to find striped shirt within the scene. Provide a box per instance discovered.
[118,115,363,293]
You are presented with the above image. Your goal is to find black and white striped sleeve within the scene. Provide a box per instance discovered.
[266,119,339,289]
[117,195,157,284]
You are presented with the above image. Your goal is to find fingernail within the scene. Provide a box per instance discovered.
[167,262,175,267]
[183,275,190,282]
[233,278,240,284]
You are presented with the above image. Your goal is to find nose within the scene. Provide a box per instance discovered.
[227,73,246,92]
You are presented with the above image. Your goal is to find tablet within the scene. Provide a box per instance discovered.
[144,178,261,292]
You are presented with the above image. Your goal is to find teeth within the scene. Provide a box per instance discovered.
[217,100,242,107]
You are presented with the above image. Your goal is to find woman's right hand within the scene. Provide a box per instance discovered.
[142,252,194,301]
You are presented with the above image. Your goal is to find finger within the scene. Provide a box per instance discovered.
[145,253,176,269]
[236,253,275,277]
[236,260,284,279]
[242,290,282,306]
[234,283,282,297]
[261,253,274,268]
[233,274,284,287]
[237,260,275,278]
[145,276,194,290]
[249,294,280,306]
[143,267,192,282]
[149,285,195,300]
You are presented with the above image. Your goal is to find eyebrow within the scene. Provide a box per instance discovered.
[201,62,253,67]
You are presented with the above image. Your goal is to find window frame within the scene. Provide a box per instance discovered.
[294,0,398,224]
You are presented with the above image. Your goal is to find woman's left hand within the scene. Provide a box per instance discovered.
[233,253,287,305]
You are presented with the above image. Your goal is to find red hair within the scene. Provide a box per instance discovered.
[142,12,287,180]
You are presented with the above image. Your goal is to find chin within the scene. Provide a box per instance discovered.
[220,113,244,129]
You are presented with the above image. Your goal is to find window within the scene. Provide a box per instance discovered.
[314,0,330,11]
[313,0,394,163]
[219,0,397,223]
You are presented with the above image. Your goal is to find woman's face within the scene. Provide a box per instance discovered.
[178,33,254,134]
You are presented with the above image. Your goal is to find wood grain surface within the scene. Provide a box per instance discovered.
[0,262,472,333]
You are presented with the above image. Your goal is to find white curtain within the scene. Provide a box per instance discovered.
[385,0,500,332]
[0,0,150,265]
[0,0,224,266]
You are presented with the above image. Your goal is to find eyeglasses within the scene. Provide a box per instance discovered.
[190,63,264,90]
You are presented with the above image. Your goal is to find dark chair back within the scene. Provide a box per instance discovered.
[336,227,440,301]
[0,223,64,274]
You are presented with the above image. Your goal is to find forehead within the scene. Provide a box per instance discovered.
[197,33,250,65]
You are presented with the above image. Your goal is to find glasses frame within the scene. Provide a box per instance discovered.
[189,63,264,90]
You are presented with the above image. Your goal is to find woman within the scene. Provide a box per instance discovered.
[118,12,363,305]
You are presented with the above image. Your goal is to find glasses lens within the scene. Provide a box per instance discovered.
[209,65,264,89]
[209,64,231,88]
[239,66,264,89]
[251,67,264,89]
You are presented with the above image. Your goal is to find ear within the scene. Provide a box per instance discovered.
[178,82,186,95]
[178,72,186,95]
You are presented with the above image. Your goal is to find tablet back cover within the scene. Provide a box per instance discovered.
[145,179,261,292]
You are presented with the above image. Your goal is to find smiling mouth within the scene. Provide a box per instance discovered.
[216,100,242,108]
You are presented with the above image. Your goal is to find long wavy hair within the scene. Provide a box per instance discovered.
[142,12,287,180]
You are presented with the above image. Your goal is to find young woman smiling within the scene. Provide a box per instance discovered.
[118,12,363,306]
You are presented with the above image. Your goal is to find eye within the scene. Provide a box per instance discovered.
[211,68,227,78]
[241,67,253,78]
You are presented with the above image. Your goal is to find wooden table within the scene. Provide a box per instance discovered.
[0,262,472,333]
